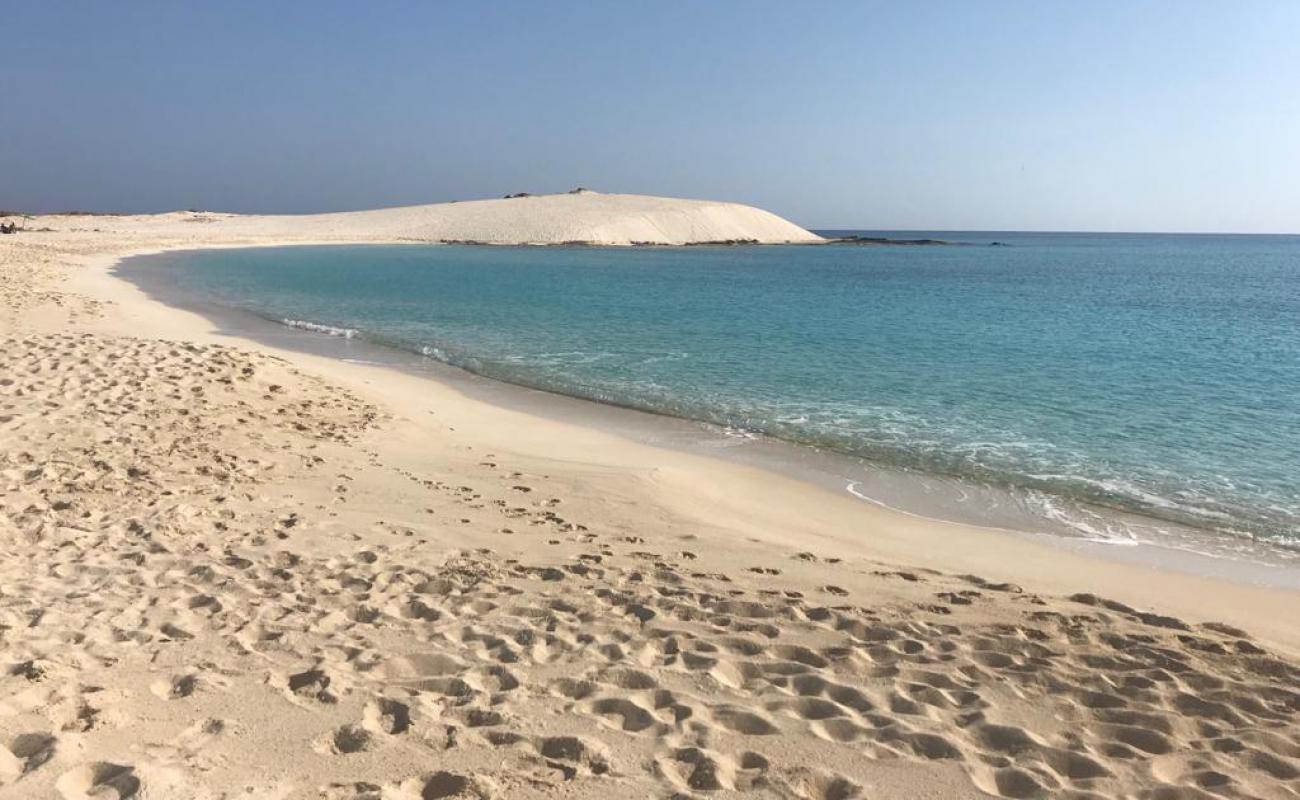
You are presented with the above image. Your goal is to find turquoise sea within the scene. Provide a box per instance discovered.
[128,233,1300,558]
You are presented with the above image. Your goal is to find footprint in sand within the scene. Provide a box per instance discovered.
[55,762,140,800]
[149,673,200,700]
[363,697,413,735]
[316,724,374,755]
[656,746,736,792]
[279,666,339,704]
[788,769,863,800]
[323,771,491,799]
[0,732,57,782]
[420,771,490,798]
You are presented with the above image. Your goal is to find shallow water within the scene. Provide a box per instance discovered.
[132,233,1300,554]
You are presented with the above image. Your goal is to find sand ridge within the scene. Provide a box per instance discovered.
[1,223,1299,799]
[14,191,823,246]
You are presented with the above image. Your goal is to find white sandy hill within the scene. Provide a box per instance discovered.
[45,191,823,246]
[248,191,822,245]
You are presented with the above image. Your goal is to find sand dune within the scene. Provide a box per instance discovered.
[1,221,1298,799]
[26,191,823,246]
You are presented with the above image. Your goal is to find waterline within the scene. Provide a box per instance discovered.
[117,236,1300,577]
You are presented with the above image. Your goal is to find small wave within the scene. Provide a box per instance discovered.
[281,318,359,339]
[1022,491,1142,546]
[845,478,1147,547]
[698,426,761,449]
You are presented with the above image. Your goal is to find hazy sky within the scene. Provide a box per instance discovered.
[4,1,1299,231]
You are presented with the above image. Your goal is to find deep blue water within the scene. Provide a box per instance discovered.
[142,234,1300,547]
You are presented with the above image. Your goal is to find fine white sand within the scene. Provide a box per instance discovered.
[1,207,1298,800]
[17,191,824,246]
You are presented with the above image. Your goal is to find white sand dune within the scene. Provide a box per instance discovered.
[34,191,824,246]
[1,214,1298,800]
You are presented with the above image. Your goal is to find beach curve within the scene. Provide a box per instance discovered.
[2,206,1298,799]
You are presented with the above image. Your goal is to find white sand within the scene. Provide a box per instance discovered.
[1,206,1297,800]
[25,191,823,246]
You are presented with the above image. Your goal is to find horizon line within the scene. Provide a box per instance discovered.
[811,227,1300,237]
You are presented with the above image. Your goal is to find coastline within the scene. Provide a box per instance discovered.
[78,242,1300,645]
[119,246,1300,591]
[4,221,1298,799]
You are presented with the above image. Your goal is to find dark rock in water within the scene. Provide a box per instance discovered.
[989,241,1009,247]
[683,238,761,246]
[832,235,949,246]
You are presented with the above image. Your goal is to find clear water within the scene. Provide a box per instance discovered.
[141,234,1300,549]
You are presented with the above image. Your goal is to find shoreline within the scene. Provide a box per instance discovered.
[5,221,1298,798]
[66,240,1299,646]
[119,245,1300,590]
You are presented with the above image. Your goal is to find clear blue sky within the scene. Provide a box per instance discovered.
[4,1,1298,231]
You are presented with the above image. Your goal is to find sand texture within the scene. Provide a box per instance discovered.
[1,217,1298,800]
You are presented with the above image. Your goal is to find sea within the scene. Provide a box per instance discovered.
[121,232,1300,577]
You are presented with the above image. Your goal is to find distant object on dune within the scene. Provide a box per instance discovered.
[0,214,32,234]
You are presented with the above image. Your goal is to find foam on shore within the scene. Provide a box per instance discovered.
[281,318,360,339]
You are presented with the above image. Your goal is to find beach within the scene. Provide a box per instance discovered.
[2,199,1298,799]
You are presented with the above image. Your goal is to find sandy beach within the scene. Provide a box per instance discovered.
[2,197,1298,799]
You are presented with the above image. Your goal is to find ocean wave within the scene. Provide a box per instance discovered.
[395,341,1300,546]
[419,344,449,361]
[1022,491,1143,546]
[281,318,360,339]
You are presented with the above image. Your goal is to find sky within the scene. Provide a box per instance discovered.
[3,1,1299,232]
